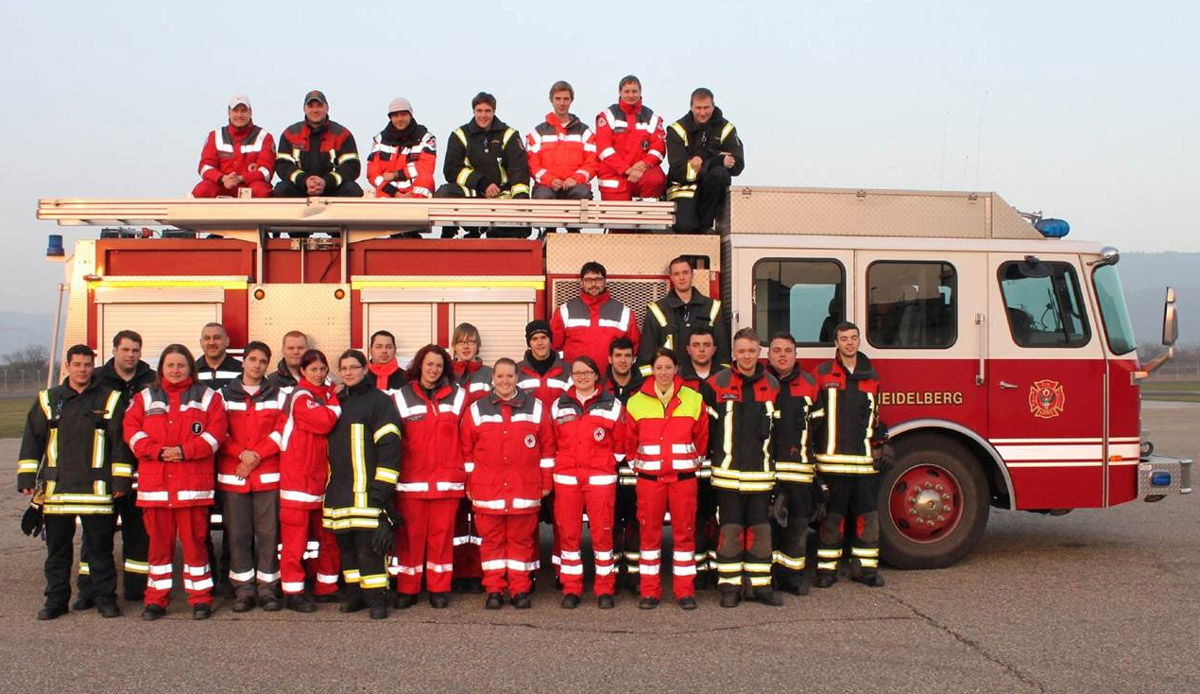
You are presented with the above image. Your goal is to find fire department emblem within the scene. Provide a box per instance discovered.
[593,427,606,442]
[191,421,204,435]
[1029,380,1066,419]
[524,434,537,449]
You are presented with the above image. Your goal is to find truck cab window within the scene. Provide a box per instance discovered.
[866,261,957,349]
[753,259,844,346]
[998,261,1090,347]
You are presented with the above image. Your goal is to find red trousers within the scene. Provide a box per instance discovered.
[635,475,697,599]
[452,499,482,579]
[192,179,272,198]
[598,167,665,201]
[144,506,212,608]
[279,507,340,595]
[477,512,538,595]
[393,495,458,594]
[553,479,617,596]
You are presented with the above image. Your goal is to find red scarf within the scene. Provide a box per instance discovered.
[368,360,399,390]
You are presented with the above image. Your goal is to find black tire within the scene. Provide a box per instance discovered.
[879,434,989,570]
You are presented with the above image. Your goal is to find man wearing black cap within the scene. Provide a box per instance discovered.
[274,90,363,197]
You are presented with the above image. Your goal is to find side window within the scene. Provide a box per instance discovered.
[998,261,1090,347]
[753,259,844,346]
[867,261,957,349]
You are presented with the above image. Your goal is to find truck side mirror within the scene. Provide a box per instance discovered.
[1162,286,1177,347]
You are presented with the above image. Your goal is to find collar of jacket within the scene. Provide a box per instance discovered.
[161,377,195,394]
[224,377,279,402]
[544,112,579,132]
[833,352,875,379]
[565,385,609,408]
[728,362,766,385]
[489,388,528,409]
[768,364,801,384]
[60,376,100,399]
[664,287,708,309]
[380,120,426,147]
[412,377,453,402]
[678,106,726,133]
[618,100,644,117]
[297,378,334,400]
[305,117,330,135]
[522,350,559,377]
[199,353,241,373]
[465,117,509,135]
[368,359,400,386]
[225,122,257,140]
[273,360,298,384]
[453,358,483,377]
[605,365,643,390]
[638,375,684,399]
[97,358,154,389]
[580,289,611,309]
[342,378,376,399]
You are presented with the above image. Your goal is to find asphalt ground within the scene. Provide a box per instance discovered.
[1,405,1196,694]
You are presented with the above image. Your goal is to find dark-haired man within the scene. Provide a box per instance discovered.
[550,261,640,372]
[274,90,363,197]
[639,256,729,373]
[665,88,744,233]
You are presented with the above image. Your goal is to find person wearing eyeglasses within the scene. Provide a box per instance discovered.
[448,323,492,594]
[550,261,640,372]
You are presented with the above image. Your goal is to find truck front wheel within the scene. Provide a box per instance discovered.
[879,435,989,569]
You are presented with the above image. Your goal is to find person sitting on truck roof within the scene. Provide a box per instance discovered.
[273,90,363,198]
[550,261,640,372]
[639,256,729,374]
[665,88,745,233]
[435,92,530,239]
[192,94,275,199]
[367,97,437,199]
[595,75,666,201]
[527,81,598,202]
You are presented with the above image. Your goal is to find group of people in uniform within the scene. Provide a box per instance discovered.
[17,258,891,621]
[191,76,744,234]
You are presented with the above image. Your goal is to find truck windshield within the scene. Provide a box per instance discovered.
[1092,264,1137,355]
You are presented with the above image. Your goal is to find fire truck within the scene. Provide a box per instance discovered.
[36,187,1191,569]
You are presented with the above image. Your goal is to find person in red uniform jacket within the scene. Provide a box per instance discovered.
[527,80,598,201]
[550,261,640,372]
[551,356,628,609]
[623,348,709,610]
[274,90,363,197]
[216,341,287,612]
[124,344,228,620]
[367,97,437,198]
[595,75,666,201]
[366,330,408,392]
[277,349,342,612]
[390,344,468,610]
[449,322,491,593]
[461,358,556,610]
[192,94,275,198]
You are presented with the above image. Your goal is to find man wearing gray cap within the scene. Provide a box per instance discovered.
[193,95,275,198]
[274,90,363,197]
[367,97,437,198]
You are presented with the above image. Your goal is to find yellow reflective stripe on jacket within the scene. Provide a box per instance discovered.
[351,423,368,508]
[38,390,51,419]
[373,423,400,444]
[719,122,735,144]
[709,300,722,322]
[103,391,121,419]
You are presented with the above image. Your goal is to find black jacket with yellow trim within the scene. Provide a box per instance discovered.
[809,353,888,475]
[322,379,401,531]
[700,364,780,493]
[665,107,745,198]
[443,117,530,197]
[638,287,729,371]
[769,365,819,485]
[17,379,132,513]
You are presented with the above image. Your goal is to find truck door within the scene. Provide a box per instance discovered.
[987,254,1106,509]
[734,247,854,368]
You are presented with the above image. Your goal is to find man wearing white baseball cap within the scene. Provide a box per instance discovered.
[192,94,275,198]
[366,97,437,198]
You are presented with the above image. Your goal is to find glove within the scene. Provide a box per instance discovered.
[370,498,403,556]
[21,502,44,538]
[873,443,897,473]
[770,492,789,528]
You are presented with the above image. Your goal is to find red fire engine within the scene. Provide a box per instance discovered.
[37,187,1191,569]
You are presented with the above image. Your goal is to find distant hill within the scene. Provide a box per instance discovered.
[1119,252,1198,346]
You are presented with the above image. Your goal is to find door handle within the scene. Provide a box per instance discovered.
[975,313,985,386]
[999,381,1019,390]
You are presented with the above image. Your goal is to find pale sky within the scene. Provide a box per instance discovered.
[3,0,1197,316]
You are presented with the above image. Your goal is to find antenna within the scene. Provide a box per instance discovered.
[939,110,949,188]
[974,90,988,189]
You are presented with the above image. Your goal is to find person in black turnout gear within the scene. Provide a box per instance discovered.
[435,91,531,238]
[17,345,132,620]
[274,90,363,198]
[76,330,155,606]
[639,256,729,372]
[324,350,403,620]
[665,88,745,233]
[810,322,889,589]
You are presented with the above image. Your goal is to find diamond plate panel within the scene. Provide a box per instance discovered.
[545,233,722,275]
[248,284,351,358]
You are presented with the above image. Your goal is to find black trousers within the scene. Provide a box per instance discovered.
[772,482,814,586]
[273,179,364,197]
[613,483,640,579]
[694,477,718,576]
[672,167,731,233]
[78,494,147,600]
[434,183,531,238]
[532,183,592,200]
[715,490,773,593]
[334,530,388,606]
[48,513,117,607]
[817,474,881,576]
